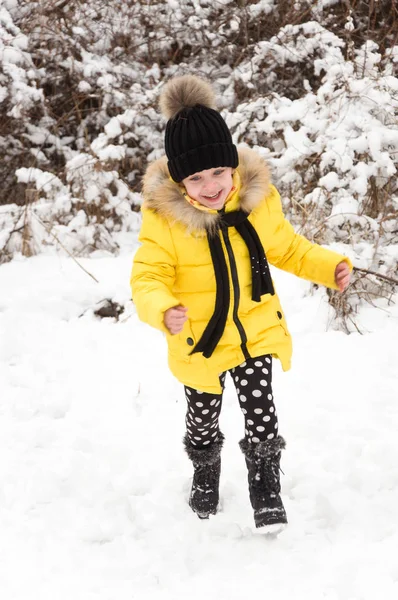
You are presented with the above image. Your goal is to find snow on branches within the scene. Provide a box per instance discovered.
[0,0,397,295]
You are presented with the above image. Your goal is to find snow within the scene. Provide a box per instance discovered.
[96,144,126,162]
[1,252,398,599]
[104,118,123,139]
[345,16,355,32]
[249,0,275,17]
[16,167,63,193]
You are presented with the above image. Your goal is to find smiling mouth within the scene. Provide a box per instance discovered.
[203,190,222,201]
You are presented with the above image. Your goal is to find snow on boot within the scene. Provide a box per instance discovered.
[183,433,224,519]
[239,436,287,533]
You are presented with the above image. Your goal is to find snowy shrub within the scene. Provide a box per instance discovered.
[0,156,142,259]
[0,0,397,325]
[0,0,45,206]
[231,27,397,240]
[228,21,397,327]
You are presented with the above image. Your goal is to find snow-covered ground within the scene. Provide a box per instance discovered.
[1,249,398,600]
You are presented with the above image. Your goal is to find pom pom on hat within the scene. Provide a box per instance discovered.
[159,75,217,119]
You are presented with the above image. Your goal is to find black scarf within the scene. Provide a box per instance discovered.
[191,209,274,359]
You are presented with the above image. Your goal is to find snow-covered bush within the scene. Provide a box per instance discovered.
[0,0,397,320]
[231,26,397,261]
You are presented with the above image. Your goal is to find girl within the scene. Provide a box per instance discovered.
[131,75,352,534]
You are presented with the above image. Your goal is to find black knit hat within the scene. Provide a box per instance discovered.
[159,75,239,183]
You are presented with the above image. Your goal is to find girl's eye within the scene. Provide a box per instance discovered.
[214,169,224,176]
[190,176,200,182]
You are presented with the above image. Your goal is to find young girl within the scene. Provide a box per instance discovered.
[131,75,352,534]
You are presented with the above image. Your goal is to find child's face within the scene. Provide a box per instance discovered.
[182,167,234,210]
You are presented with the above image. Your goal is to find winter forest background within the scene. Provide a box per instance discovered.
[1,0,397,327]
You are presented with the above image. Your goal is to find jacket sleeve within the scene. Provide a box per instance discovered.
[130,207,180,332]
[264,185,353,290]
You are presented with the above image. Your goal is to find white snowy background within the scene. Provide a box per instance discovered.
[1,0,398,598]
[1,250,397,599]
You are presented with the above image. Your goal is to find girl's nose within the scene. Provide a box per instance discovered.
[203,184,218,193]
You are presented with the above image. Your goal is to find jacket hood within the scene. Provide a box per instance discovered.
[141,146,271,234]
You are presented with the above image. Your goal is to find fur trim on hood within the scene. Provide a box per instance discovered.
[141,146,271,234]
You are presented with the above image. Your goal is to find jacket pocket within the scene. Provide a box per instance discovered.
[265,294,290,337]
[275,306,289,336]
[167,319,196,362]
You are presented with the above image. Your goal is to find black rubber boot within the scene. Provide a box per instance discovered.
[239,436,288,532]
[183,433,224,519]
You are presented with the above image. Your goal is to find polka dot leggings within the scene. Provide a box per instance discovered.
[184,354,278,448]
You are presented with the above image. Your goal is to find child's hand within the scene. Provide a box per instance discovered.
[335,261,351,292]
[164,305,188,334]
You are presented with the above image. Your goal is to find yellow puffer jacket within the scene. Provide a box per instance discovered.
[131,147,353,393]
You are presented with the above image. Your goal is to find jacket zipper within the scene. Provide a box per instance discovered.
[220,225,251,361]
